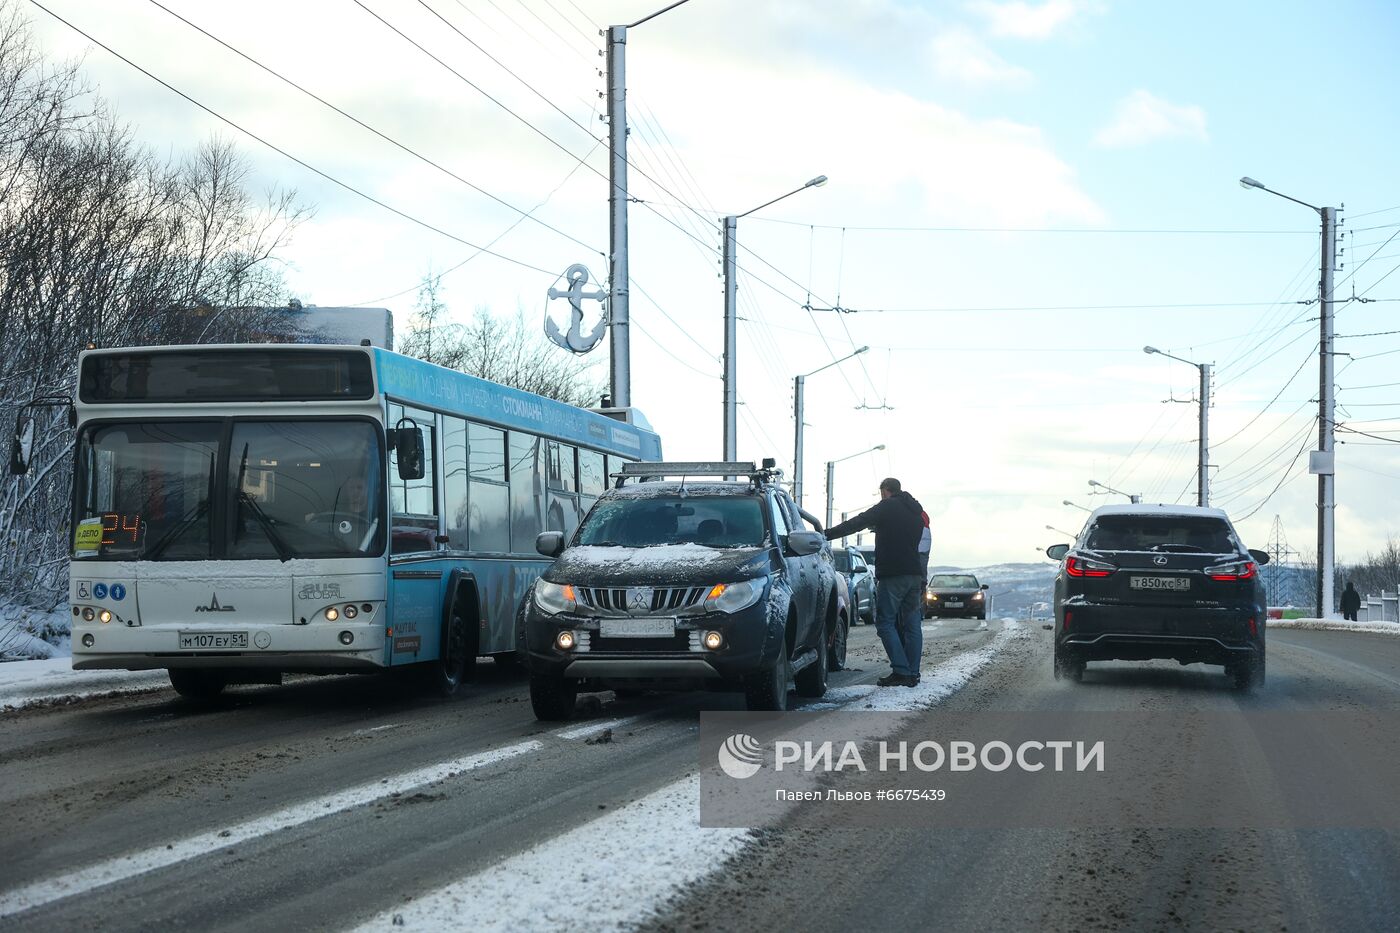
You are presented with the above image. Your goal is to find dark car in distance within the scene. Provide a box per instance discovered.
[1045,504,1269,689]
[924,573,989,619]
[521,461,848,718]
[833,547,875,623]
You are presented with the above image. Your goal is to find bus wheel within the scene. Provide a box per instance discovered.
[168,668,227,701]
[529,672,578,721]
[420,613,468,697]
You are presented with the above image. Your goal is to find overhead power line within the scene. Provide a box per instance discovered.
[26,0,558,277]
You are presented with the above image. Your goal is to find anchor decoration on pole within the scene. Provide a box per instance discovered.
[545,264,608,354]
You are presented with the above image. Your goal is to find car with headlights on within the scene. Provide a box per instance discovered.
[923,573,990,619]
[1043,504,1269,689]
[521,461,845,719]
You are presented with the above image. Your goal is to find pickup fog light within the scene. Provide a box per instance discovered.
[339,630,354,645]
[81,633,94,648]
[703,631,723,650]
[343,604,358,619]
[324,607,340,622]
[556,630,576,650]
[703,579,764,614]
[534,581,577,615]
[98,609,112,623]
[82,607,95,621]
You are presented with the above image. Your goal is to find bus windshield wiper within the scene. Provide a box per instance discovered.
[239,490,292,563]
[235,441,292,562]
[143,500,210,560]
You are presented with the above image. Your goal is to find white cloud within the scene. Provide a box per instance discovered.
[968,0,1101,40]
[929,29,1032,86]
[1093,90,1208,148]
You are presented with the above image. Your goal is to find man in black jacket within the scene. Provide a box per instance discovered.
[1341,581,1362,622]
[825,477,925,686]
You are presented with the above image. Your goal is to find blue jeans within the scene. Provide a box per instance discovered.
[875,574,924,677]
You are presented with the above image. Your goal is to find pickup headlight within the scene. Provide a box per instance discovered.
[971,592,984,601]
[533,580,577,615]
[704,579,765,614]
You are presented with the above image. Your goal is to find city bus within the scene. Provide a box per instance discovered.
[13,343,661,699]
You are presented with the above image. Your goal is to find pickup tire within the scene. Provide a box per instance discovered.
[529,671,578,721]
[744,653,790,712]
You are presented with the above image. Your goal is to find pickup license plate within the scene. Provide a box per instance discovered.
[178,632,248,649]
[944,601,964,608]
[599,618,674,638]
[1129,576,1190,592]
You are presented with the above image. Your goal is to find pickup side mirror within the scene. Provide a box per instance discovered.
[536,531,566,558]
[786,530,824,557]
[9,415,34,476]
[980,583,990,590]
[1045,543,1070,561]
[393,423,426,481]
[1248,548,1270,566]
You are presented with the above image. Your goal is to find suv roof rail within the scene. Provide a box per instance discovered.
[613,460,784,488]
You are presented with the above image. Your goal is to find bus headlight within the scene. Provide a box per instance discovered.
[703,579,764,614]
[98,609,112,623]
[534,581,576,615]
[82,607,95,621]
[324,607,340,622]
[343,604,358,619]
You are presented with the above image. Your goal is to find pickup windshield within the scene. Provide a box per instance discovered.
[576,495,767,548]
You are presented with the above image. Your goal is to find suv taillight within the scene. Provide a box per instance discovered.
[1205,559,1257,581]
[1065,556,1115,577]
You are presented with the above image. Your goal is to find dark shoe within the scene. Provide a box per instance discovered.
[899,674,920,688]
[876,673,903,687]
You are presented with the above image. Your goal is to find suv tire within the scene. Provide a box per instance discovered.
[529,672,578,720]
[1231,651,1265,691]
[795,634,828,698]
[168,668,227,701]
[1053,647,1084,683]
[744,653,790,711]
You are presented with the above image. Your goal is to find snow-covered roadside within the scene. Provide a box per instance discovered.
[0,658,168,711]
[1267,617,1400,636]
[0,604,71,660]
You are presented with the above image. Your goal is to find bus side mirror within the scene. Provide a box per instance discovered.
[9,415,34,476]
[395,426,425,481]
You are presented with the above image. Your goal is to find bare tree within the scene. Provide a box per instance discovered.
[400,277,607,408]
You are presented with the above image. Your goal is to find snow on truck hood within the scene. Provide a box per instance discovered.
[547,543,771,587]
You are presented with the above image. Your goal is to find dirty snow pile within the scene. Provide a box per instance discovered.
[0,657,167,710]
[1267,617,1400,636]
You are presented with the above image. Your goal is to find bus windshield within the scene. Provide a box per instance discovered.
[73,420,385,560]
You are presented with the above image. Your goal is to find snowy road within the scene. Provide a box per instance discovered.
[1,621,1397,931]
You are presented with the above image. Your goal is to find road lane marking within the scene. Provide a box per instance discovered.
[361,623,1029,931]
[0,740,543,921]
[556,715,648,740]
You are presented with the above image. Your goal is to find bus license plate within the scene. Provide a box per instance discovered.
[1129,576,1190,592]
[599,618,674,638]
[178,632,249,649]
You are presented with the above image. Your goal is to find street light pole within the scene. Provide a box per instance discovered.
[1240,176,1339,618]
[1062,500,1091,513]
[825,444,884,529]
[1088,479,1141,504]
[1144,346,1211,506]
[603,0,694,409]
[793,345,867,507]
[721,175,828,459]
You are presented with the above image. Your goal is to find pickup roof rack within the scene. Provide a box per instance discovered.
[613,459,783,489]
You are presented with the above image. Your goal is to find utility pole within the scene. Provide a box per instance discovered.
[604,25,629,408]
[1198,363,1211,507]
[792,374,805,504]
[1317,206,1338,619]
[825,460,834,529]
[722,215,738,459]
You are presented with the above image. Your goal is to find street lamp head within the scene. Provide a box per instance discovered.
[855,345,869,355]
[1239,176,1263,190]
[806,175,829,188]
[1143,346,1159,355]
[874,444,886,450]
[1088,480,1104,489]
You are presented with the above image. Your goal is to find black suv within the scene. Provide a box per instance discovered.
[1044,504,1269,689]
[521,461,846,719]
[924,572,990,619]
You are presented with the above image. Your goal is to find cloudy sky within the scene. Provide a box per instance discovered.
[26,0,1400,567]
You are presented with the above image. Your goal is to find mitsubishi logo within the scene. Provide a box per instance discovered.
[1153,556,1168,566]
[628,587,654,613]
[195,593,236,613]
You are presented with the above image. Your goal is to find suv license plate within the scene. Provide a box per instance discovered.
[178,632,248,649]
[599,618,674,638]
[1129,576,1190,592]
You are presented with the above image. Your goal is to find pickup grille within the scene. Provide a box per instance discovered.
[575,586,707,615]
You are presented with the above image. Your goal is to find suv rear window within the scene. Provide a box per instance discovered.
[576,495,767,548]
[1085,515,1235,554]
